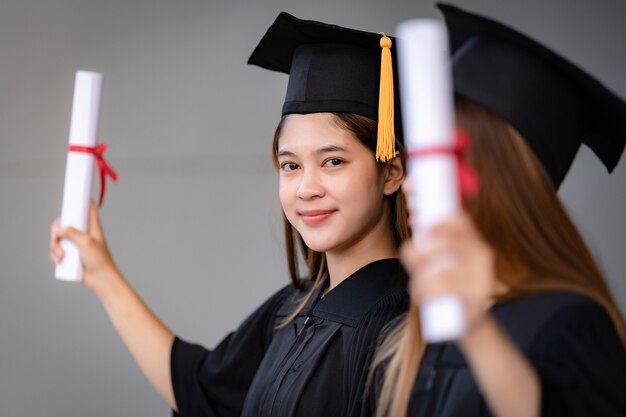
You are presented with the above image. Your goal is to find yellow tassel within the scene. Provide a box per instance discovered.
[376,32,396,162]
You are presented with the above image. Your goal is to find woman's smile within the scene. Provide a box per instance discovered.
[299,209,337,225]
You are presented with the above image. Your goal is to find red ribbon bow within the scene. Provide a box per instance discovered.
[68,143,118,207]
[408,128,480,202]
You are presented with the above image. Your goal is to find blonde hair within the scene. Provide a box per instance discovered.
[271,113,411,325]
[372,97,626,417]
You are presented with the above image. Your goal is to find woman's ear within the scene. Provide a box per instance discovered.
[383,152,405,196]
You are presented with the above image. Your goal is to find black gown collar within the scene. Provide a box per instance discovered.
[278,258,407,327]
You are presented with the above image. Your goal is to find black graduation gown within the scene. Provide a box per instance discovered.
[368,291,626,417]
[171,258,409,417]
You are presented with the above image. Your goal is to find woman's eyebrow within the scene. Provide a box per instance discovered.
[277,149,295,158]
[316,145,348,155]
[277,145,348,158]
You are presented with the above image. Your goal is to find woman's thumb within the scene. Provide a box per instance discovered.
[60,226,89,247]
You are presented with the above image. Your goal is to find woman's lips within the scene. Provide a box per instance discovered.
[300,209,335,225]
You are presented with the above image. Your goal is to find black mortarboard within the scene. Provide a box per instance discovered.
[248,12,403,161]
[438,3,626,187]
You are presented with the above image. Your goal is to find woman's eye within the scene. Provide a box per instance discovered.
[324,159,343,167]
[280,162,299,171]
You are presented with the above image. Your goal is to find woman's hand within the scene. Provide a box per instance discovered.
[49,201,122,296]
[400,213,497,338]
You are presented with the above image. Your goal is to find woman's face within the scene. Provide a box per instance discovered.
[277,113,393,255]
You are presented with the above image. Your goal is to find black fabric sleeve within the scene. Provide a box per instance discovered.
[528,301,626,417]
[346,290,409,417]
[170,285,293,417]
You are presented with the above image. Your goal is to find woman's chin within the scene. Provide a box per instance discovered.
[300,240,331,253]
[298,233,337,254]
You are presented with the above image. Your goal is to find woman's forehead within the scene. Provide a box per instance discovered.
[277,113,358,151]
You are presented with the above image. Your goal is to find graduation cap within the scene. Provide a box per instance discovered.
[438,3,626,187]
[248,12,403,161]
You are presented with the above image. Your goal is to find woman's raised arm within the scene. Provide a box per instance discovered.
[50,202,177,411]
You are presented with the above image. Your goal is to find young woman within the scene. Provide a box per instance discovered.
[50,12,410,417]
[369,4,626,417]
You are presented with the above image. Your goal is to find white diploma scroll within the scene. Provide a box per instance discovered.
[396,20,466,342]
[55,71,103,282]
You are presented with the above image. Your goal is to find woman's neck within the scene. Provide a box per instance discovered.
[325,221,398,291]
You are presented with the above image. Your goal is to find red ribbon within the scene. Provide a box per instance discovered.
[68,143,118,207]
[408,128,480,202]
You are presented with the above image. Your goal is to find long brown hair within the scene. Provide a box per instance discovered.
[372,97,626,417]
[271,113,410,324]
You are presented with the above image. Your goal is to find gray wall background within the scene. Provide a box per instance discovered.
[0,0,624,416]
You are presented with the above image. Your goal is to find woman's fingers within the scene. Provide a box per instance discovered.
[402,240,460,304]
[403,213,496,332]
[49,201,105,263]
[48,208,120,295]
[49,218,64,263]
[425,214,473,242]
[59,226,90,248]
[88,200,105,241]
[401,230,464,275]
[49,222,95,265]
[50,225,90,263]
[50,217,61,232]
[49,250,62,264]
[410,263,458,303]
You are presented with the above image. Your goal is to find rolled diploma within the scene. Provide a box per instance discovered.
[55,71,103,281]
[396,20,466,342]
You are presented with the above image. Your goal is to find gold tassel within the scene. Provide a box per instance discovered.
[376,32,396,162]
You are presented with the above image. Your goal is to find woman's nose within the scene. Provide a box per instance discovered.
[296,168,324,200]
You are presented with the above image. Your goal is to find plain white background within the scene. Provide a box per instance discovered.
[0,0,624,415]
